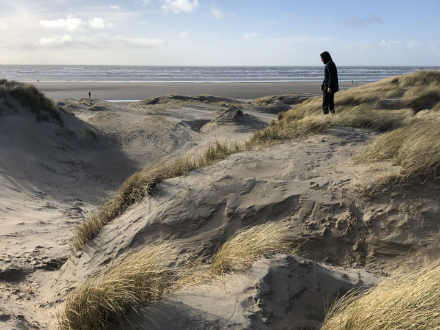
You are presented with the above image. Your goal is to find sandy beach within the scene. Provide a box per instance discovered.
[30,81,368,100]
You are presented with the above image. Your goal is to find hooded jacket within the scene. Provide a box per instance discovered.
[320,51,339,93]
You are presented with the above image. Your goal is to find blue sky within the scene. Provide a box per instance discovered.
[0,0,439,65]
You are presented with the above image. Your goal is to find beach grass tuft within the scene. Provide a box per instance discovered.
[356,119,440,178]
[58,242,176,330]
[61,223,296,329]
[210,222,297,275]
[322,261,440,330]
[0,79,63,124]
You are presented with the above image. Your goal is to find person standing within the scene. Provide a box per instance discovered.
[89,91,91,98]
[320,51,339,115]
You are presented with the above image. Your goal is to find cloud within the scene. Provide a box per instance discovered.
[88,18,113,29]
[110,5,120,9]
[379,39,402,50]
[161,0,199,13]
[40,16,113,31]
[34,34,166,49]
[40,16,86,31]
[142,0,151,3]
[180,31,189,38]
[344,16,384,27]
[211,7,224,19]
[242,33,259,40]
[408,40,423,50]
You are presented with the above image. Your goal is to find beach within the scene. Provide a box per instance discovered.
[31,81,368,100]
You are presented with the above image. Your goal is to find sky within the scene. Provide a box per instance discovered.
[0,0,439,66]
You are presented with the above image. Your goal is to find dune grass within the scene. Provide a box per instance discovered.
[322,261,440,330]
[71,140,248,252]
[356,119,440,178]
[61,223,295,330]
[0,79,63,124]
[58,242,176,330]
[209,222,297,275]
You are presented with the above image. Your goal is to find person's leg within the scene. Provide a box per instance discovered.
[329,93,335,114]
[322,91,329,115]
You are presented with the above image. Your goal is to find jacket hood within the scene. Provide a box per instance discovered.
[320,51,332,64]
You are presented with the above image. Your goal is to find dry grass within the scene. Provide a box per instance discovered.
[0,79,63,124]
[357,119,440,178]
[71,140,248,252]
[58,242,176,330]
[322,261,440,330]
[209,222,297,275]
[61,223,297,329]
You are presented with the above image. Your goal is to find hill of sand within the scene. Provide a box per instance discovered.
[1,77,440,330]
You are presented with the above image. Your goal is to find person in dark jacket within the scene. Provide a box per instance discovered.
[320,51,339,114]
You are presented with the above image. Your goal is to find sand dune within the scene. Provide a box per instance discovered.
[2,73,440,330]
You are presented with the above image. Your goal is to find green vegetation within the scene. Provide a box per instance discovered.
[0,79,63,124]
[322,261,440,330]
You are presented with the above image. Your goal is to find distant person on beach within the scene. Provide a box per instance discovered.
[89,92,91,98]
[320,51,339,115]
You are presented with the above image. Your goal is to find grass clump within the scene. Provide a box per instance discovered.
[71,140,247,252]
[0,79,63,124]
[322,261,440,330]
[210,222,296,275]
[357,120,440,178]
[58,242,175,330]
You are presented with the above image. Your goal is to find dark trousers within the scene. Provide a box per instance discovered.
[322,91,335,114]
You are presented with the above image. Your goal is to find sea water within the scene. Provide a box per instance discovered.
[0,65,439,83]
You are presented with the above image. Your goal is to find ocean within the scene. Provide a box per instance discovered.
[0,65,439,83]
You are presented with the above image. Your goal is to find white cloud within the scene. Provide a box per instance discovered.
[89,18,114,29]
[379,39,402,50]
[1,24,7,31]
[161,0,199,13]
[110,5,120,9]
[344,16,384,27]
[211,7,224,19]
[142,0,151,3]
[34,34,166,49]
[408,40,423,50]
[242,33,259,40]
[180,31,189,38]
[40,16,113,31]
[40,16,86,31]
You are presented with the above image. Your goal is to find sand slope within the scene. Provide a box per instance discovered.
[114,255,379,330]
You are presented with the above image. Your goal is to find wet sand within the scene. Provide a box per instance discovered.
[31,81,369,100]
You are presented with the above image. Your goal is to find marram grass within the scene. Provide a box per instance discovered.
[58,242,175,330]
[60,223,295,330]
[210,222,297,275]
[322,261,440,330]
[357,119,440,178]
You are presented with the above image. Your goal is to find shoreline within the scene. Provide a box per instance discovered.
[31,81,369,100]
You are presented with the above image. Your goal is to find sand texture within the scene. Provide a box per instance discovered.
[1,86,440,329]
